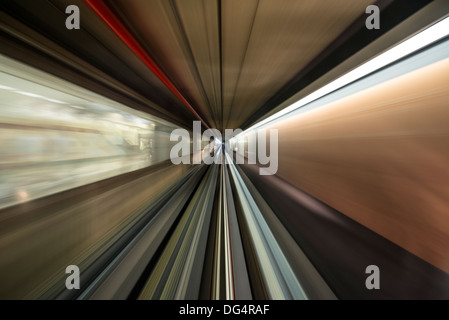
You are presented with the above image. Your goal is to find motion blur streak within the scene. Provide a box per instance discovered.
[270,57,449,273]
[84,0,211,129]
[0,55,179,210]
[1,0,449,300]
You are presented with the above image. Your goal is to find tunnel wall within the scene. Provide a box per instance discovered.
[264,57,449,274]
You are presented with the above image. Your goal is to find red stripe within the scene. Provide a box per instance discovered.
[84,0,210,129]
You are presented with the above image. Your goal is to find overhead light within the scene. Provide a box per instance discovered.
[14,91,44,98]
[12,89,67,104]
[237,16,449,137]
[0,84,16,91]
[42,97,66,104]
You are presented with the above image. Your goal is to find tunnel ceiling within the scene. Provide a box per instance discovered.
[108,0,374,130]
[0,0,433,130]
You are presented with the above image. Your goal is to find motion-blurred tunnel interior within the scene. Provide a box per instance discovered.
[1,0,449,300]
